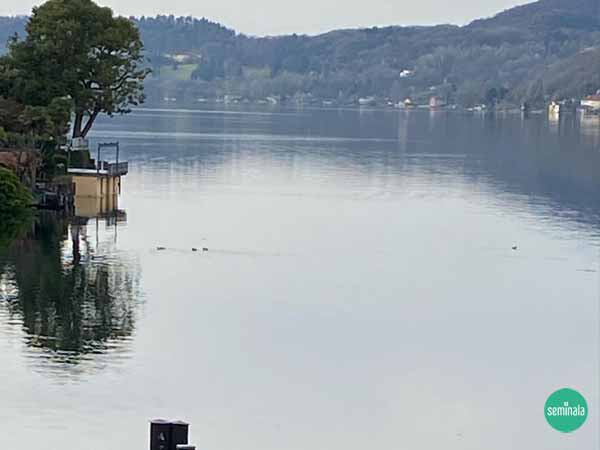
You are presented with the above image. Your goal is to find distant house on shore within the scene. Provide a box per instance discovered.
[401,98,416,108]
[581,95,600,110]
[224,95,242,104]
[429,96,446,110]
[165,53,195,63]
[548,101,561,116]
[548,99,576,116]
[358,96,376,106]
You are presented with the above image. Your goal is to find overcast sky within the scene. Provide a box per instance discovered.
[1,0,528,36]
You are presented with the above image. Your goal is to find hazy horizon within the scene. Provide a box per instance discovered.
[0,0,528,36]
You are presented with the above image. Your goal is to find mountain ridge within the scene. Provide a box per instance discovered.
[1,0,600,106]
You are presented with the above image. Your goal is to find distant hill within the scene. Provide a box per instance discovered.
[2,0,600,106]
[470,0,600,31]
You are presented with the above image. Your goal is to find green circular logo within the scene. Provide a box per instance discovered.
[544,388,588,433]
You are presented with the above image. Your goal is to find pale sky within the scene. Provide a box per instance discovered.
[0,0,528,36]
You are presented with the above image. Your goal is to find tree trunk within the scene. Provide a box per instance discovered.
[72,112,84,139]
[80,111,99,139]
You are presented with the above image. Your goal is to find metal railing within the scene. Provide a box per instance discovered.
[106,161,129,176]
[93,143,128,176]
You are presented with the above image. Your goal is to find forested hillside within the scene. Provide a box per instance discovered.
[2,0,600,106]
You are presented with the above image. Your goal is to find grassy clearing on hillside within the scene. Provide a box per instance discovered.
[156,64,197,81]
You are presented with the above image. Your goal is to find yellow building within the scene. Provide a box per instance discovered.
[68,165,127,198]
[66,142,128,221]
[68,142,127,199]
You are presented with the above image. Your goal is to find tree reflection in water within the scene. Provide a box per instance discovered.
[0,210,141,370]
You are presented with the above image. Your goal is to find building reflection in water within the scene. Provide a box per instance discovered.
[0,198,141,374]
[74,194,123,221]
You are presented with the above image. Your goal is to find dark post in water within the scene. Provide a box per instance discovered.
[150,419,190,450]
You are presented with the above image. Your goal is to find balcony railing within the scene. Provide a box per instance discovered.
[98,161,129,176]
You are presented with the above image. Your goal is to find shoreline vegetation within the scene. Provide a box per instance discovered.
[0,0,149,247]
[0,167,32,249]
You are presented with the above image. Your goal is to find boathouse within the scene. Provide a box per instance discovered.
[67,141,128,198]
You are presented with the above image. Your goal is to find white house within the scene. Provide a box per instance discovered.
[581,95,600,110]
[429,96,446,109]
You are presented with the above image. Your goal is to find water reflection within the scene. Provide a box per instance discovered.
[74,194,125,220]
[0,210,141,371]
[98,108,600,233]
[0,210,31,250]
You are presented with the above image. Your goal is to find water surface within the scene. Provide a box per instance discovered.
[0,108,598,450]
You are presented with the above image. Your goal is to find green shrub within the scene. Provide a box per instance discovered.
[0,167,32,249]
[0,167,32,214]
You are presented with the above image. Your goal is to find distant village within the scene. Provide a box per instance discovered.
[151,53,600,116]
[157,89,600,118]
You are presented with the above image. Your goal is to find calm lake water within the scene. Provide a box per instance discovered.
[0,107,599,449]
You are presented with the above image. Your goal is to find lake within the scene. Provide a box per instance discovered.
[0,107,598,450]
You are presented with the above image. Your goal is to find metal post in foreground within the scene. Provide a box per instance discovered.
[150,419,171,450]
[149,419,191,450]
[170,420,189,450]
